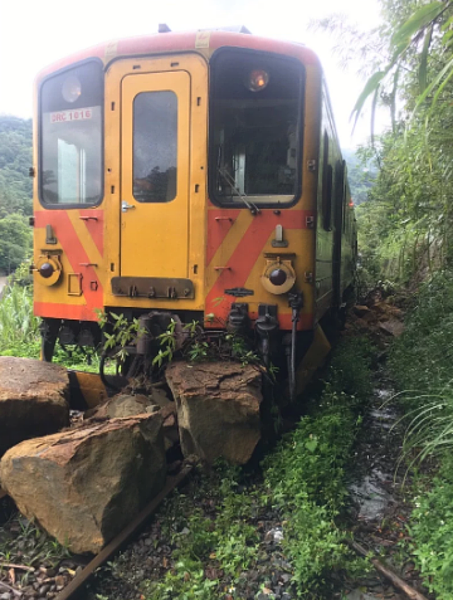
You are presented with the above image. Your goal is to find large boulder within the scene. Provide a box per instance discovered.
[0,413,166,554]
[0,357,69,455]
[165,361,262,465]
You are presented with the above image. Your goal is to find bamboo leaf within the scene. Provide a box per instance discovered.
[391,1,445,48]
[419,24,433,92]
[350,71,386,131]
[370,85,379,146]
[414,53,453,111]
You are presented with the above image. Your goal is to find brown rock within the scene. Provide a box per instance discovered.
[149,384,173,408]
[88,393,158,419]
[353,305,371,318]
[165,361,262,465]
[161,403,179,450]
[379,318,405,337]
[0,413,166,553]
[0,357,69,455]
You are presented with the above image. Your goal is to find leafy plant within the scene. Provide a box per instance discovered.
[407,457,453,599]
[0,282,39,350]
[98,310,144,364]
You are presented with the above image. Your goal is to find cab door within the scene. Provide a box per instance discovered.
[120,71,190,277]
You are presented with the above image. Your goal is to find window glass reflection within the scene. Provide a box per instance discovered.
[41,106,102,205]
[133,91,177,203]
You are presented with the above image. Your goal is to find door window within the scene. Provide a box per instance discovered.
[133,91,178,203]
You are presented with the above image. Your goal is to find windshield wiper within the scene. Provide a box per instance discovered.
[218,168,260,216]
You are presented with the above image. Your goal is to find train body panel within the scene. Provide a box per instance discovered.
[32,29,356,381]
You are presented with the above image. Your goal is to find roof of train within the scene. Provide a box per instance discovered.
[36,29,321,81]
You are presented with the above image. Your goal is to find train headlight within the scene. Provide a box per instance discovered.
[62,75,82,103]
[261,258,296,295]
[35,255,62,286]
[246,69,269,92]
[269,268,288,286]
[39,262,54,279]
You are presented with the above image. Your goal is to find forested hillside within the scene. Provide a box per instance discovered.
[0,116,33,272]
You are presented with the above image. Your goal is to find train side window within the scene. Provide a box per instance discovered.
[133,91,177,203]
[322,132,332,230]
[334,159,345,232]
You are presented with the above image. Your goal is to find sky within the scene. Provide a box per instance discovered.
[0,0,384,149]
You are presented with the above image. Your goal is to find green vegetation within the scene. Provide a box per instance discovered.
[319,1,453,289]
[0,116,32,217]
[0,282,39,357]
[0,116,33,272]
[387,272,453,598]
[408,457,453,599]
[342,148,377,206]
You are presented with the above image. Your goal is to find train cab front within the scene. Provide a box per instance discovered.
[204,46,318,378]
[32,34,319,382]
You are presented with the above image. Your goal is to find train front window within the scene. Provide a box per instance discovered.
[209,49,304,207]
[39,60,103,207]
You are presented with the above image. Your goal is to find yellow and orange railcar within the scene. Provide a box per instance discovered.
[32,27,356,399]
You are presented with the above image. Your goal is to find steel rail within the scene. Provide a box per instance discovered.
[55,464,193,600]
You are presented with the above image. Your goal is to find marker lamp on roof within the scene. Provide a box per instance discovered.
[247,69,269,92]
[62,75,82,103]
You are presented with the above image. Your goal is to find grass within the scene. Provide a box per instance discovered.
[0,283,40,354]
[388,268,453,599]
[0,282,102,371]
[407,458,453,599]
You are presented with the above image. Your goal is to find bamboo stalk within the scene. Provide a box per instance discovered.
[348,539,429,600]
[0,563,35,572]
[0,580,22,596]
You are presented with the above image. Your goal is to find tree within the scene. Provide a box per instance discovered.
[0,214,32,273]
[0,116,33,217]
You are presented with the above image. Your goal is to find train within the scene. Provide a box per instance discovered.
[32,25,357,401]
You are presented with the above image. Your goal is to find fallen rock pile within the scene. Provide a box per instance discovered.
[0,353,265,559]
[348,300,405,341]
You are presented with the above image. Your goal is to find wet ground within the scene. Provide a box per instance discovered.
[343,381,430,600]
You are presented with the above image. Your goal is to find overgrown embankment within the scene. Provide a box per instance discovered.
[387,271,453,599]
